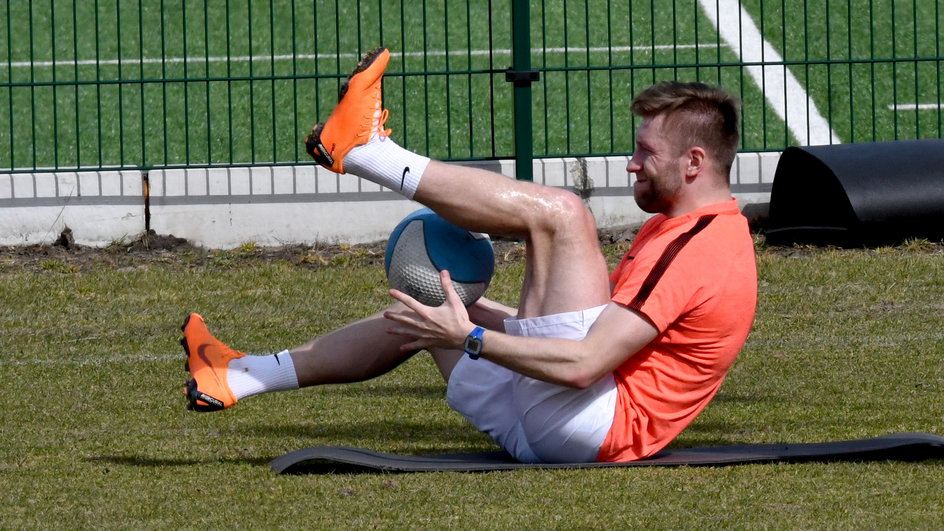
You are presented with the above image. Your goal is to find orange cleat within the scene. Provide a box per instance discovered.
[305,47,391,174]
[180,313,245,412]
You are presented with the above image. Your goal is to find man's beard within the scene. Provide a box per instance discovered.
[634,172,682,214]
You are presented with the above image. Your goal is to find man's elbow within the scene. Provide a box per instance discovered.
[551,342,623,388]
[559,363,609,389]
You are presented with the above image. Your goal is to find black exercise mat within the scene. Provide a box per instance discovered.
[271,432,944,474]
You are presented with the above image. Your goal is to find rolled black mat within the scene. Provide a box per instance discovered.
[270,432,944,474]
[765,140,944,247]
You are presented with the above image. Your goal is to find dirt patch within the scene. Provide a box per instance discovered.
[3,226,939,274]
[127,230,193,252]
[0,226,638,274]
[0,232,379,273]
[0,232,505,273]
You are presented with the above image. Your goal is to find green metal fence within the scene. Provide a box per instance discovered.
[1,0,942,176]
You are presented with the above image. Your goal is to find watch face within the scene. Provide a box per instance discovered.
[464,337,482,353]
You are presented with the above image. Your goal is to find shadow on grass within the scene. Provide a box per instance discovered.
[667,419,759,448]
[709,392,774,404]
[323,383,446,399]
[85,454,272,468]
[85,432,498,471]
[667,436,756,449]
[240,419,497,456]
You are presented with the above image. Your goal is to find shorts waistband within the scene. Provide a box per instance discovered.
[504,304,608,339]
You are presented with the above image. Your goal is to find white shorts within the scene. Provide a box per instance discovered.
[446,305,616,463]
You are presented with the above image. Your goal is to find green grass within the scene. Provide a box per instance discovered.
[1,0,942,171]
[1,240,942,528]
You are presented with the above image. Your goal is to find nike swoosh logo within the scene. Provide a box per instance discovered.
[197,344,224,388]
[400,166,410,190]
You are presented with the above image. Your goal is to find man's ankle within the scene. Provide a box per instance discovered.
[226,350,299,400]
[343,137,430,199]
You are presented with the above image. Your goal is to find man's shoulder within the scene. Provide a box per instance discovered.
[638,208,749,251]
[685,212,755,266]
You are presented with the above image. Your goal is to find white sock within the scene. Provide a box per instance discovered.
[343,136,430,199]
[227,350,299,401]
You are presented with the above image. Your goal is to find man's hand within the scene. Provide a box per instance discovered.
[385,270,476,352]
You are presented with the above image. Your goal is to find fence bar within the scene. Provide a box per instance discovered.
[508,0,534,181]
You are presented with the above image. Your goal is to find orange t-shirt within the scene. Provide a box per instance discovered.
[596,198,757,462]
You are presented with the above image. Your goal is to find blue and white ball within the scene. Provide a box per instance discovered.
[384,208,494,307]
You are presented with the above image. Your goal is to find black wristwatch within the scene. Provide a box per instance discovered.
[463,327,485,360]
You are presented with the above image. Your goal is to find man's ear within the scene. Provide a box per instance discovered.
[685,146,707,179]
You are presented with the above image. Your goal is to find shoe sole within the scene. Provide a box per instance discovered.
[304,46,388,166]
[337,46,388,101]
[180,313,192,372]
[304,123,327,163]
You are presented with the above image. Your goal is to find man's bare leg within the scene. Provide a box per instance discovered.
[181,296,518,411]
[288,306,418,386]
[182,309,420,411]
[291,291,525,385]
[343,150,612,317]
[412,161,610,317]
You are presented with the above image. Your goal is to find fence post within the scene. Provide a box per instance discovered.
[507,0,538,181]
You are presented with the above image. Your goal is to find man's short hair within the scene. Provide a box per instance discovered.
[631,81,741,174]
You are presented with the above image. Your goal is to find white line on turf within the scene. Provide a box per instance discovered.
[698,0,842,146]
[7,44,713,69]
[888,103,944,111]
[0,352,181,366]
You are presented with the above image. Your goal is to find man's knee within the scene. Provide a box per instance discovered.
[527,188,596,240]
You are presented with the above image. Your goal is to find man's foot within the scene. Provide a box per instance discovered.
[181,313,245,412]
[305,47,391,174]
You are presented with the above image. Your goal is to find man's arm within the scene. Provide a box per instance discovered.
[475,302,657,388]
[466,296,516,332]
[385,271,658,388]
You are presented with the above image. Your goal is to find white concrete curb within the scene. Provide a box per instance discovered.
[0,153,780,248]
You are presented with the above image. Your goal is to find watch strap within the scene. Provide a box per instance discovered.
[464,326,485,359]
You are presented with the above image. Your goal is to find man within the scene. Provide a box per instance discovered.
[181,47,757,463]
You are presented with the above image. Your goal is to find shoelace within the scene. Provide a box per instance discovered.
[374,108,392,138]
